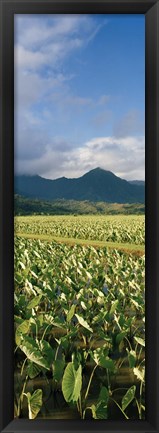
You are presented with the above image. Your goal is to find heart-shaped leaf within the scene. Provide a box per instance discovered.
[75,314,93,332]
[62,362,82,403]
[25,389,42,419]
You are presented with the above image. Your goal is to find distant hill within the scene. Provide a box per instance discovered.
[14,195,145,216]
[14,167,145,204]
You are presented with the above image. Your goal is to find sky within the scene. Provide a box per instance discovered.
[14,14,145,181]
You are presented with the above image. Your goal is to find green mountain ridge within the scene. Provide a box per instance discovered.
[15,167,145,204]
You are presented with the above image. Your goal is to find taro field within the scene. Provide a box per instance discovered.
[14,215,145,420]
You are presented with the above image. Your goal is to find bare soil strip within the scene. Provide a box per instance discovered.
[15,232,145,256]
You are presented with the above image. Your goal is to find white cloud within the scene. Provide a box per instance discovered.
[14,15,145,183]
[14,14,108,157]
[15,15,101,74]
[69,136,145,180]
[15,135,145,181]
[15,15,95,51]
[15,45,45,70]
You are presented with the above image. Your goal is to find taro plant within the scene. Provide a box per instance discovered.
[62,360,109,419]
[23,389,43,419]
[14,226,145,420]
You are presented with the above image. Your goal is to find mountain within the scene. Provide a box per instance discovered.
[14,168,145,204]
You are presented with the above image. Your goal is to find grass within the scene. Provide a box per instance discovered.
[15,232,145,255]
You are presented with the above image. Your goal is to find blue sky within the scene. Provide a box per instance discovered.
[14,14,145,180]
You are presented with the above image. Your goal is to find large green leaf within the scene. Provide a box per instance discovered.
[95,401,108,419]
[89,401,108,419]
[44,314,66,330]
[133,367,145,382]
[53,358,65,382]
[110,300,119,314]
[27,362,42,379]
[40,340,55,365]
[95,386,109,419]
[25,389,42,419]
[99,386,109,403]
[19,336,50,370]
[92,349,115,371]
[75,314,93,333]
[122,385,136,411]
[126,349,136,368]
[15,319,30,346]
[27,295,42,310]
[134,336,145,347]
[67,305,76,323]
[116,331,127,345]
[62,362,82,403]
[98,356,114,371]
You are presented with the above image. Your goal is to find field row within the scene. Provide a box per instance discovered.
[14,236,145,420]
[15,215,145,245]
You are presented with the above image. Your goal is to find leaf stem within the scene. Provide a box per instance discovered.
[41,324,51,342]
[110,397,129,419]
[84,365,98,401]
[17,374,28,417]
[20,357,27,376]
[124,336,132,351]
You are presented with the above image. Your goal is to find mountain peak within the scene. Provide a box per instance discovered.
[89,167,108,173]
[15,168,145,204]
[83,167,111,175]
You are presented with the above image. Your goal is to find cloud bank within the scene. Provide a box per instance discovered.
[15,135,145,181]
[14,15,145,181]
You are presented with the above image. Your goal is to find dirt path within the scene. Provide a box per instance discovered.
[15,232,145,256]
